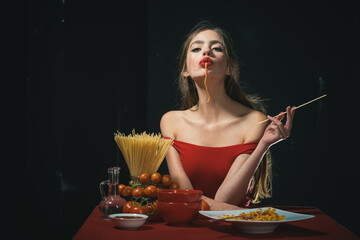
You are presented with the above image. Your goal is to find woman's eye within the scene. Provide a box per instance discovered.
[212,47,223,52]
[191,47,201,52]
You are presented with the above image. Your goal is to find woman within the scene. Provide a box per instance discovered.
[160,21,295,210]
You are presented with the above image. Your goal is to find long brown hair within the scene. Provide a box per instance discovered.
[177,20,271,204]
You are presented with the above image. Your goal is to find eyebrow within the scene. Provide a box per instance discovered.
[190,40,224,47]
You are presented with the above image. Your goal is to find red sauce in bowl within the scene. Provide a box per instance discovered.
[113,216,144,220]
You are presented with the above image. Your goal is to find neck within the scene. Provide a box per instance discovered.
[194,78,233,123]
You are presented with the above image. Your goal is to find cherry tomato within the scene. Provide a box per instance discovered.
[121,186,132,197]
[144,185,157,198]
[201,199,210,210]
[132,187,145,198]
[130,205,146,214]
[122,201,133,213]
[139,173,150,184]
[118,184,126,194]
[139,173,150,183]
[144,203,154,215]
[151,200,158,213]
[151,173,161,184]
[169,182,180,189]
[144,200,159,215]
[147,200,161,221]
[161,174,172,187]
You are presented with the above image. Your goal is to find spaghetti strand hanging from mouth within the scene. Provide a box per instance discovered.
[204,63,210,102]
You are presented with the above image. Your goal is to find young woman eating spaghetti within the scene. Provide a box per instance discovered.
[160,21,295,210]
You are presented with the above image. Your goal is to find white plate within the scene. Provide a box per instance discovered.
[199,208,314,234]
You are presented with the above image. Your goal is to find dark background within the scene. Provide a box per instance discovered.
[25,1,359,239]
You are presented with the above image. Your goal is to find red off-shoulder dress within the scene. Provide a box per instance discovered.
[170,139,258,207]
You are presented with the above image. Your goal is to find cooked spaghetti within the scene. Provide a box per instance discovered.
[114,129,173,179]
[218,207,285,221]
[204,62,210,102]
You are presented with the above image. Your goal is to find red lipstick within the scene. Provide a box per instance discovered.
[199,57,213,67]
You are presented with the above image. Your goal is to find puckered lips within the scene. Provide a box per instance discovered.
[199,57,213,67]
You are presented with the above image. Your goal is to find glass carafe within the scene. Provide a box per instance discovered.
[99,166,126,219]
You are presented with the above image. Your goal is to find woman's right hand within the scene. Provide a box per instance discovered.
[260,106,295,148]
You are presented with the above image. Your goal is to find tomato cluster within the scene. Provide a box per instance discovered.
[122,199,158,215]
[118,173,180,199]
[118,172,180,218]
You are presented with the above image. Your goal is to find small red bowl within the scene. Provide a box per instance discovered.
[157,189,203,203]
[158,201,201,225]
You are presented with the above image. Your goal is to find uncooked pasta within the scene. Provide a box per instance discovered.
[114,129,173,180]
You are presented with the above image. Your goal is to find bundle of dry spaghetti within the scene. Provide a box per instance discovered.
[114,129,173,179]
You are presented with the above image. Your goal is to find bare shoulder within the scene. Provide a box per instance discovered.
[160,110,184,138]
[247,110,267,122]
[160,110,184,124]
[243,110,268,143]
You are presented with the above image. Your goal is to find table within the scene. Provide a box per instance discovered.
[73,206,359,240]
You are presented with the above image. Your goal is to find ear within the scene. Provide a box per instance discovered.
[183,71,190,77]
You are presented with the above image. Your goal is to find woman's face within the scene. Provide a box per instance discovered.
[184,30,230,82]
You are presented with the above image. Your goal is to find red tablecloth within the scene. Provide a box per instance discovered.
[73,206,359,240]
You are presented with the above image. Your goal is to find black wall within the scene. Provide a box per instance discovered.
[27,1,147,238]
[26,1,359,239]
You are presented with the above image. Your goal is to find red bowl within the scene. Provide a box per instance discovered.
[157,189,203,203]
[158,201,201,225]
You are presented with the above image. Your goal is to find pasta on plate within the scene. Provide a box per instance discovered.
[218,207,285,221]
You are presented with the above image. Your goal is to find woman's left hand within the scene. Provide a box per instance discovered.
[260,106,295,148]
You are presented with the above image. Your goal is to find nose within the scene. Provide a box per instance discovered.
[202,48,211,56]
